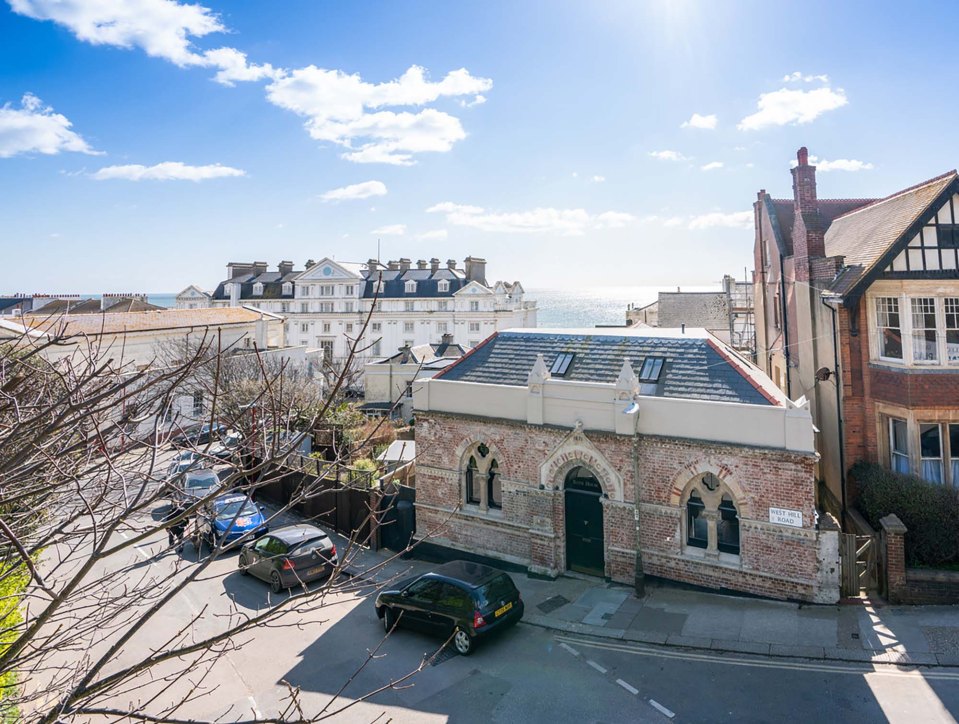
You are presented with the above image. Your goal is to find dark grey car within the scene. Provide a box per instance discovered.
[238,524,338,593]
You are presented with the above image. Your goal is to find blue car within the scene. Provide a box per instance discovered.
[200,494,268,549]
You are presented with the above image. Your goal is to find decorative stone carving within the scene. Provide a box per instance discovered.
[540,428,624,501]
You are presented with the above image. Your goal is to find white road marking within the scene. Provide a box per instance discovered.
[559,642,580,657]
[555,635,959,681]
[617,679,639,695]
[649,699,675,718]
[119,532,129,539]
[586,659,607,674]
[248,696,262,718]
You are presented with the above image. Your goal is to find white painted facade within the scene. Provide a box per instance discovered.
[176,285,212,310]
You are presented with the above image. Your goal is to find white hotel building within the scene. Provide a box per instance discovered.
[187,256,537,371]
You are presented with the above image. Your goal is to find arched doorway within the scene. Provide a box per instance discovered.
[564,466,605,576]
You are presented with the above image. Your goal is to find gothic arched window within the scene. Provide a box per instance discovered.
[462,444,502,512]
[683,473,741,557]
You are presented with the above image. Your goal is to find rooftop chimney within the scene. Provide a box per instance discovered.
[416,259,427,270]
[440,332,454,346]
[227,262,255,279]
[278,260,294,275]
[430,257,440,274]
[399,258,411,271]
[790,146,825,280]
[305,259,316,269]
[791,146,818,214]
[464,256,487,284]
[367,258,380,270]
[447,258,457,271]
[252,261,268,275]
[388,259,400,271]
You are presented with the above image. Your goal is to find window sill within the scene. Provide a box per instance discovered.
[682,545,742,568]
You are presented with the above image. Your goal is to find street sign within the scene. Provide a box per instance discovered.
[769,507,803,528]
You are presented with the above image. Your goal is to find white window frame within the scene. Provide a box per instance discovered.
[344,301,354,313]
[252,282,264,296]
[345,285,355,296]
[438,279,450,293]
[405,280,417,293]
[889,417,910,474]
[403,321,415,333]
[946,298,959,364]
[371,322,382,332]
[468,321,480,333]
[318,302,333,313]
[405,301,415,312]
[437,300,449,311]
[470,301,480,312]
[876,296,903,362]
[911,297,940,364]
[319,285,334,297]
[322,322,331,333]
[282,282,293,295]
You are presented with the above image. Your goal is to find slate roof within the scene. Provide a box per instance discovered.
[823,171,957,298]
[436,329,780,406]
[361,268,469,299]
[768,198,876,256]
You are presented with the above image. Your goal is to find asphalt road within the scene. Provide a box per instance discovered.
[73,506,959,724]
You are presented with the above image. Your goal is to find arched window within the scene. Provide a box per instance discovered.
[462,443,501,512]
[466,456,480,504]
[683,473,741,557]
[488,460,501,509]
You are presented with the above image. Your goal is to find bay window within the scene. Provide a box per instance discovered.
[876,297,903,360]
[911,298,939,363]
[890,418,910,474]
[920,423,943,484]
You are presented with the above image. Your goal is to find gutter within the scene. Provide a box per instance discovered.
[821,294,847,528]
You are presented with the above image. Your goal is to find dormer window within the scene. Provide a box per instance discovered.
[437,279,450,293]
[375,280,386,294]
[282,282,293,295]
[252,282,264,296]
[405,280,417,293]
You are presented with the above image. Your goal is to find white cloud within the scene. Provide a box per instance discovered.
[649,150,690,162]
[0,93,98,158]
[371,223,406,236]
[681,113,717,130]
[427,202,635,236]
[417,229,448,241]
[91,161,245,181]
[700,161,724,171]
[266,65,492,165]
[590,175,605,183]
[202,47,280,86]
[458,94,487,108]
[795,155,874,172]
[9,0,224,67]
[782,71,830,83]
[320,180,387,202]
[738,86,848,131]
[688,211,753,230]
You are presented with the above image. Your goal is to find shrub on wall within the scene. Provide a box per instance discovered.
[853,461,959,567]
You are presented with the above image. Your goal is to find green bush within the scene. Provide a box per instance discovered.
[853,461,959,566]
[0,561,31,720]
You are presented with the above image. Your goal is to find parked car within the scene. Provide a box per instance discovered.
[198,493,267,549]
[173,468,220,504]
[238,524,338,593]
[166,450,201,479]
[170,422,227,448]
[374,561,524,656]
[208,431,242,461]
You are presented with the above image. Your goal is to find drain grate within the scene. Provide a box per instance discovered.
[537,595,571,614]
[430,644,460,666]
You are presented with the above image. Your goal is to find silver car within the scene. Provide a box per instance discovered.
[176,468,220,504]
[238,524,338,593]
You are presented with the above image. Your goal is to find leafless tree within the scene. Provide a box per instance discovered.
[0,316,439,723]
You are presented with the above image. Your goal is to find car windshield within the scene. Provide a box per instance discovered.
[215,500,258,520]
[185,472,218,491]
[475,575,517,608]
[289,536,329,556]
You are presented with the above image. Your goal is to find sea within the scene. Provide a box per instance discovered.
[144,286,715,329]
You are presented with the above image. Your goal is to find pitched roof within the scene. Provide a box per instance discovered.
[436,328,781,406]
[22,307,269,336]
[768,198,876,256]
[824,171,957,297]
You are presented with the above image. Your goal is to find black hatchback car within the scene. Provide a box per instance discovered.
[374,561,524,656]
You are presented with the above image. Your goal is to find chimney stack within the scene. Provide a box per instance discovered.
[399,258,411,272]
[447,259,457,271]
[367,258,380,270]
[278,260,294,276]
[430,257,440,274]
[790,146,825,280]
[416,259,427,270]
[791,146,818,214]
[440,332,454,346]
[464,256,487,284]
[252,261,268,275]
[305,259,316,269]
[227,262,255,279]
[388,259,400,271]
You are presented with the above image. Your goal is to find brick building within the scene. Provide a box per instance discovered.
[413,327,840,603]
[754,148,959,518]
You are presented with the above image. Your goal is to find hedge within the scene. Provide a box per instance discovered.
[0,561,30,722]
[853,461,959,567]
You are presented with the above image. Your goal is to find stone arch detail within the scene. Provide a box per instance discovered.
[540,429,623,502]
[668,460,751,518]
[452,435,506,474]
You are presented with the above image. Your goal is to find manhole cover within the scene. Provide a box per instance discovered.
[537,595,570,614]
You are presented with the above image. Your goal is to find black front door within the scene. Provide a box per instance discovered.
[564,468,604,576]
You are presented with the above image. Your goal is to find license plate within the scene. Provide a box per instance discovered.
[495,602,513,617]
[306,566,326,576]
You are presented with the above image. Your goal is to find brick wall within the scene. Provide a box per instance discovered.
[416,411,827,601]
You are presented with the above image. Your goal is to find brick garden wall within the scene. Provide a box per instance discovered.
[415,411,825,601]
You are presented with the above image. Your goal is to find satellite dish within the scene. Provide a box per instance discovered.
[814,367,833,382]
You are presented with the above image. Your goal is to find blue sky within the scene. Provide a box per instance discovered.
[1,1,956,293]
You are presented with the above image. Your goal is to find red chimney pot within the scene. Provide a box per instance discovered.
[797,147,809,166]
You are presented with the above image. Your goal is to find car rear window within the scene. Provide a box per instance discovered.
[289,536,329,556]
[476,574,517,608]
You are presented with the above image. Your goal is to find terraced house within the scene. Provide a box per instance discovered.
[413,327,840,603]
[186,256,535,376]
[754,147,959,517]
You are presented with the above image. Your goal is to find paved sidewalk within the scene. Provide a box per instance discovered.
[328,532,959,668]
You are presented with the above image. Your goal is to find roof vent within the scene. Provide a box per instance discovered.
[549,352,575,376]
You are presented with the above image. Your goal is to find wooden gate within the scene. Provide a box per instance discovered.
[840,533,877,597]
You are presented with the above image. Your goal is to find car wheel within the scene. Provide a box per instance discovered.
[382,606,396,633]
[453,627,473,656]
[270,571,283,594]
[239,553,249,575]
